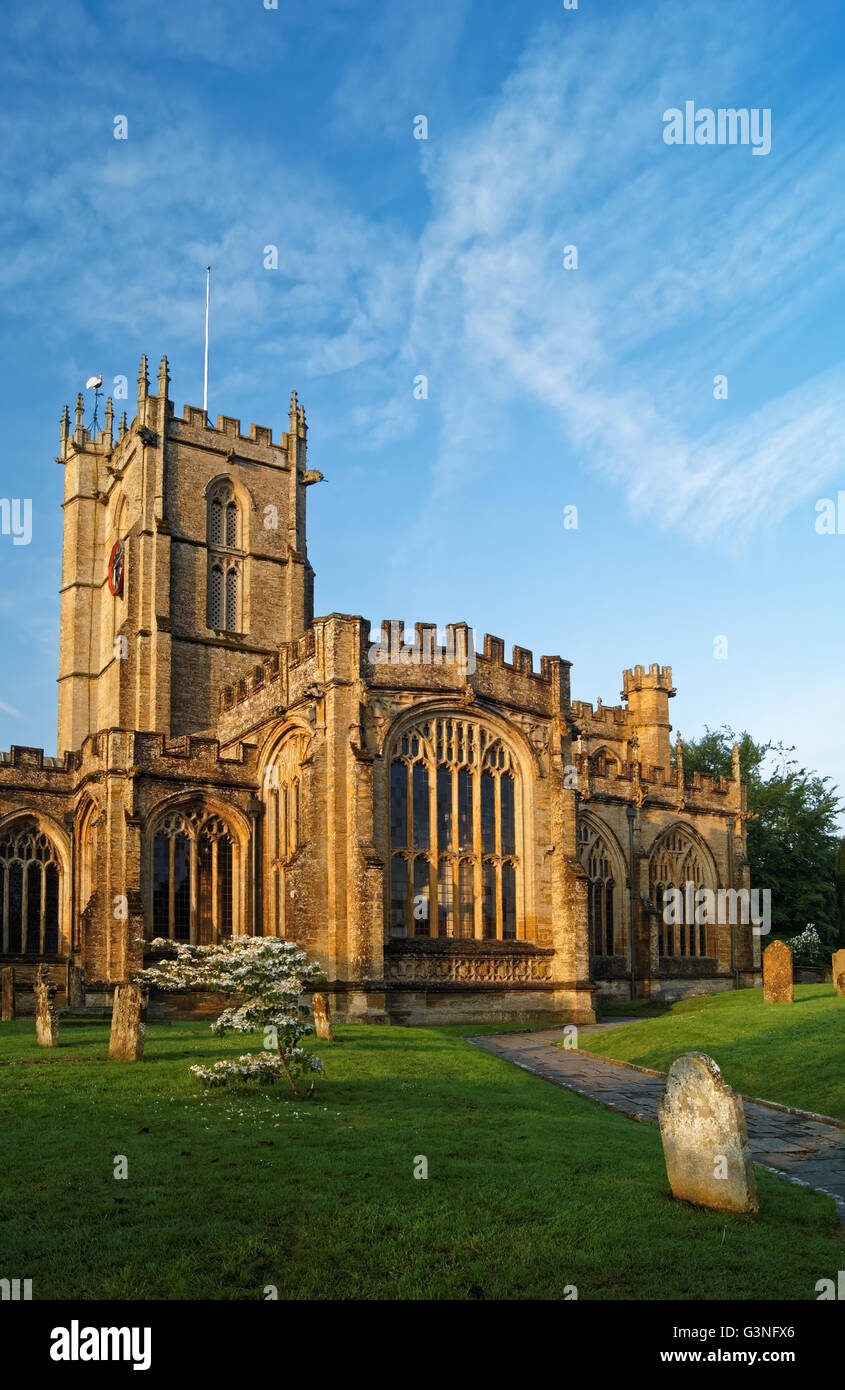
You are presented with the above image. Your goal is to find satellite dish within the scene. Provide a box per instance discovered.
[86,375,103,390]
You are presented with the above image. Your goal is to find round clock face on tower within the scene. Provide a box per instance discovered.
[107,539,124,597]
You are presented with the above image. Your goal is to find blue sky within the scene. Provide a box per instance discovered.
[0,0,843,812]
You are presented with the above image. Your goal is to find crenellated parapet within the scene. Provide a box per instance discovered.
[217,624,321,736]
[0,748,75,828]
[58,356,307,473]
[0,747,70,774]
[621,663,675,696]
[365,621,571,716]
[619,661,676,776]
[573,748,739,813]
[571,699,628,728]
[214,613,575,751]
[0,731,260,800]
[569,662,744,816]
[126,731,259,777]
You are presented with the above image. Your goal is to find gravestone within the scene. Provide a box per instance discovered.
[658,1052,757,1214]
[1,967,15,1021]
[312,992,333,1041]
[832,949,845,999]
[763,940,793,1003]
[109,983,148,1061]
[66,963,85,1008]
[34,965,59,1046]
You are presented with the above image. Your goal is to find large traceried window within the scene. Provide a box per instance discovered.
[263,731,309,938]
[207,480,243,632]
[650,827,710,957]
[578,821,617,956]
[388,718,520,941]
[0,821,61,955]
[152,809,236,944]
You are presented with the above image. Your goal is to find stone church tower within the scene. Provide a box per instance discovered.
[0,356,761,1023]
[57,357,320,752]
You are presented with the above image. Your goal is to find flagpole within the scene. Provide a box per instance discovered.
[203,266,211,416]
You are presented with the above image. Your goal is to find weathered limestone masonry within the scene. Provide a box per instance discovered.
[34,964,59,1046]
[571,670,757,1001]
[0,732,260,1004]
[215,615,593,1024]
[1,967,15,1020]
[56,357,319,753]
[311,992,333,1041]
[833,948,845,998]
[109,982,147,1061]
[763,939,793,1003]
[658,1052,758,1214]
[0,358,762,1026]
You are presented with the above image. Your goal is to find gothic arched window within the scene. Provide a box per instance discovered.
[262,732,309,937]
[207,481,243,632]
[388,718,520,940]
[151,809,236,944]
[0,821,61,955]
[650,827,710,958]
[578,821,617,956]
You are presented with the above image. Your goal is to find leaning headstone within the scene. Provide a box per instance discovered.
[1,967,15,1021]
[66,963,85,1008]
[312,992,333,1041]
[763,940,793,1003]
[832,949,845,999]
[109,983,148,1061]
[34,965,59,1046]
[658,1052,757,1214]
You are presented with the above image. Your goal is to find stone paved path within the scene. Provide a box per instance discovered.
[469,1025,845,1218]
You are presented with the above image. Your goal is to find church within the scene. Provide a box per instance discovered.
[0,358,762,1023]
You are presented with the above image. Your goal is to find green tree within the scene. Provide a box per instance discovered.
[836,839,845,934]
[672,726,844,948]
[135,937,325,1096]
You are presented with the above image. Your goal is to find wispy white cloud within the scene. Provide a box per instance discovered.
[2,0,842,549]
[398,10,845,545]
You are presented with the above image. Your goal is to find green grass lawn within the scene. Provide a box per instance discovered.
[585,985,845,1121]
[0,1016,841,1301]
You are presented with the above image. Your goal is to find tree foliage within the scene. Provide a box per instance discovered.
[674,726,844,947]
[135,937,325,1096]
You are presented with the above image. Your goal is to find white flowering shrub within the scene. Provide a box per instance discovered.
[785,924,826,968]
[135,937,325,1096]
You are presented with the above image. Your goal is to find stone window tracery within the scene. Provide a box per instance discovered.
[207,481,243,632]
[388,718,520,940]
[263,732,309,938]
[151,808,236,943]
[578,821,616,956]
[0,821,61,955]
[650,827,710,957]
